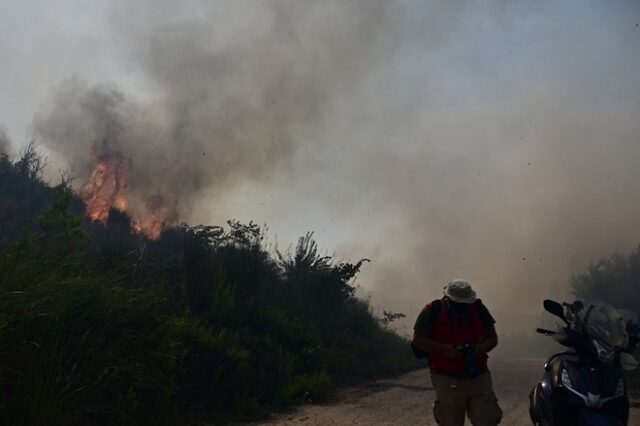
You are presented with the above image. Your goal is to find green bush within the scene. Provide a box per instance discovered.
[0,150,419,424]
[571,247,640,311]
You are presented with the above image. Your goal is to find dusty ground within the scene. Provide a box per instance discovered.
[253,358,640,425]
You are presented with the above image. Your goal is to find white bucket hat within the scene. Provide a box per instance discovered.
[443,279,477,304]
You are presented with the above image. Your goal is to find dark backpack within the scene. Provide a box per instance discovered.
[410,299,442,359]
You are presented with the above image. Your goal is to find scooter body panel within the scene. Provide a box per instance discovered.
[530,353,629,425]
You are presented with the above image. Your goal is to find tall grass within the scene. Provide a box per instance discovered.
[0,257,181,424]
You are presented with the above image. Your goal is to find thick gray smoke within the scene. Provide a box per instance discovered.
[21,0,640,333]
[34,1,400,224]
[346,97,640,334]
[0,129,9,155]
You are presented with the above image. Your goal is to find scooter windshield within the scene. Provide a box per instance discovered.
[580,301,628,348]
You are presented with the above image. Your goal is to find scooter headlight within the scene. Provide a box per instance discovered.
[615,378,625,397]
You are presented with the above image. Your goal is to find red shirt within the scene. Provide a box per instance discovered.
[414,298,494,376]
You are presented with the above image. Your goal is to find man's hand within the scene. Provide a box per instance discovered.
[413,332,464,359]
[438,344,464,359]
[475,325,498,355]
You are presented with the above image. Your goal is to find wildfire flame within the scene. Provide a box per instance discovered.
[83,151,128,223]
[132,194,177,240]
[82,148,171,240]
[132,213,167,241]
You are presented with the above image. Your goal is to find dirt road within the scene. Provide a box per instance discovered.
[256,358,640,425]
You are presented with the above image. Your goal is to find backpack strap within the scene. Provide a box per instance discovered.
[472,299,489,329]
[410,299,443,360]
[426,298,443,330]
[468,300,480,342]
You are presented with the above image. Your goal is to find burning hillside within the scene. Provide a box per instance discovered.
[82,149,128,223]
[82,145,174,239]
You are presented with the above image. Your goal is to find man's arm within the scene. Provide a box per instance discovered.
[475,301,498,355]
[413,331,463,359]
[476,325,498,355]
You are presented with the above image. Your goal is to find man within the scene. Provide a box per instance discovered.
[413,279,502,426]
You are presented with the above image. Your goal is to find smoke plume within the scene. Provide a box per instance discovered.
[17,0,640,331]
[0,129,10,155]
[34,1,400,229]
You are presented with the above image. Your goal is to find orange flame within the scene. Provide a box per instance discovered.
[83,152,128,223]
[133,213,166,241]
[82,149,170,240]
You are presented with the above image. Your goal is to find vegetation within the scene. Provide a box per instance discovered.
[571,247,640,312]
[0,149,420,425]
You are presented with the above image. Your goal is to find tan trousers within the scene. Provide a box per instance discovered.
[430,371,503,426]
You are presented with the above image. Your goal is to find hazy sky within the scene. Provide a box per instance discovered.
[2,0,640,333]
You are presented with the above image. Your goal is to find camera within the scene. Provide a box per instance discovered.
[454,344,478,376]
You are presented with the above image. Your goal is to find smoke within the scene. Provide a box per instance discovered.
[347,94,640,334]
[34,0,400,225]
[0,129,9,155]
[22,0,640,331]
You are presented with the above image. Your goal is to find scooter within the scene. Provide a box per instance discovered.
[529,299,638,425]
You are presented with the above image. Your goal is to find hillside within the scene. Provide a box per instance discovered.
[0,149,421,425]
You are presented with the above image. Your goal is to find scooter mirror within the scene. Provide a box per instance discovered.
[543,299,568,324]
[621,352,638,371]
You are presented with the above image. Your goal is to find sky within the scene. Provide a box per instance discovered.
[1,0,640,334]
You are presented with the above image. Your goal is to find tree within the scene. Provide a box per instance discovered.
[37,184,90,259]
[571,246,640,311]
